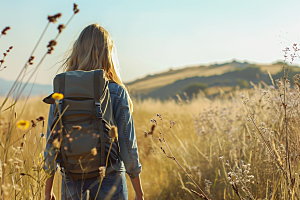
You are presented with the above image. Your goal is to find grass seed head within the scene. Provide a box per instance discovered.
[52,138,60,148]
[47,40,57,54]
[99,166,106,178]
[47,13,62,23]
[36,116,44,121]
[91,147,97,156]
[31,120,36,127]
[1,26,10,35]
[109,126,118,139]
[148,124,155,136]
[72,125,82,131]
[58,24,65,33]
[73,3,79,14]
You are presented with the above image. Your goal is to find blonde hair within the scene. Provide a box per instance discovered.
[59,23,133,112]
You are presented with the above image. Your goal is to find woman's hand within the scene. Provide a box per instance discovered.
[130,175,144,200]
[45,175,55,200]
[45,192,56,200]
[135,195,144,200]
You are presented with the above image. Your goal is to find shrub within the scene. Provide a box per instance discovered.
[183,82,208,97]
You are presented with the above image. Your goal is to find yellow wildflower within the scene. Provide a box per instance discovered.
[16,120,29,130]
[38,153,43,165]
[52,93,64,100]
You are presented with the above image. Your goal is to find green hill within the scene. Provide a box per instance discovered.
[126,61,300,100]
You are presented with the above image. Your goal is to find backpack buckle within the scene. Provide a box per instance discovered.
[95,102,102,119]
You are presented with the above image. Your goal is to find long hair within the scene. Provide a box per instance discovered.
[59,23,133,112]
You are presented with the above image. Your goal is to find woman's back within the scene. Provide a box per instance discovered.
[44,24,144,200]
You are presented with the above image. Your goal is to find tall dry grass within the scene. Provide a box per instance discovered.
[2,72,300,199]
[2,77,300,200]
[133,76,300,199]
[1,3,300,199]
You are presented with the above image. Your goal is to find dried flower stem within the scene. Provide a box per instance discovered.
[283,65,292,184]
[0,26,10,40]
[42,105,69,181]
[94,141,113,200]
[190,189,205,198]
[0,23,50,111]
[0,46,13,71]
[227,164,254,200]
[0,4,79,199]
[150,116,210,200]
[245,105,288,181]
[6,10,78,112]
[171,155,210,200]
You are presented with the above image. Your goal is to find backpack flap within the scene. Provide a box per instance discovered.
[43,93,55,104]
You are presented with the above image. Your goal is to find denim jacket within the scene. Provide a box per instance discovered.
[44,83,142,179]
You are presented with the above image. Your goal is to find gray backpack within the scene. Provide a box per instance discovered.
[43,69,119,180]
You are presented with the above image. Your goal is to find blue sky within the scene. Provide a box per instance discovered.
[1,0,300,85]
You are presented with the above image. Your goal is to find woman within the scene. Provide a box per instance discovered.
[44,24,144,200]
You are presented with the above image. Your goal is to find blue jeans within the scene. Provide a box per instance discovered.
[61,171,128,200]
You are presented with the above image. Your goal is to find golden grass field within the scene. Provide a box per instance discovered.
[2,4,300,199]
[1,76,300,199]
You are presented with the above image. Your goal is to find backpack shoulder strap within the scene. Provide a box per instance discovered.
[94,70,106,166]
